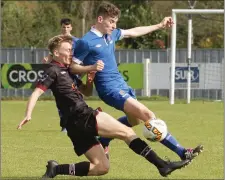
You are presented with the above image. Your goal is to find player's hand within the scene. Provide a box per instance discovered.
[42,56,49,63]
[87,71,96,83]
[93,60,104,71]
[160,17,174,29]
[42,55,53,64]
[17,116,31,129]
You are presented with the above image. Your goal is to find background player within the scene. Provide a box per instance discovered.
[43,18,78,64]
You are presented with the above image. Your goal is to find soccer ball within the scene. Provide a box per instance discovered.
[143,119,168,142]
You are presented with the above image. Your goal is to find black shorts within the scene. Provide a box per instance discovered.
[65,105,100,156]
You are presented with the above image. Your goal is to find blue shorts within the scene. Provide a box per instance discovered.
[99,87,136,111]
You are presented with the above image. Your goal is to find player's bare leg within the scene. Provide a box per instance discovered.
[123,97,156,125]
[100,97,203,161]
[42,144,109,178]
[96,111,190,177]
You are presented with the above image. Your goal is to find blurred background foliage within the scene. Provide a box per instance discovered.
[1,0,224,49]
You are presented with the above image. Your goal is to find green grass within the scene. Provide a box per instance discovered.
[1,100,224,179]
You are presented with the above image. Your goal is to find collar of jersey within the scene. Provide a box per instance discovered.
[51,60,67,68]
[90,26,104,37]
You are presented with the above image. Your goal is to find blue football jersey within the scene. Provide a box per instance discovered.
[73,27,128,96]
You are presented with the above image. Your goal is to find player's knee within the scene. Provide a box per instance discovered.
[95,160,110,175]
[130,105,155,122]
[141,108,156,121]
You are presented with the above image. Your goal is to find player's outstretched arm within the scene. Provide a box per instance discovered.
[122,17,174,38]
[79,71,96,96]
[17,88,44,129]
[70,60,104,74]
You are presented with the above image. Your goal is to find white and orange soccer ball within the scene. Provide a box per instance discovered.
[143,119,168,142]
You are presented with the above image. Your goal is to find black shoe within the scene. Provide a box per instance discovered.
[42,160,58,179]
[158,159,190,177]
[182,145,204,160]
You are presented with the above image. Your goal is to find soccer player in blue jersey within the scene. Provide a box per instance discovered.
[71,2,203,161]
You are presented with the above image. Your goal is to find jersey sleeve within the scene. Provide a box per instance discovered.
[111,28,124,42]
[36,67,56,91]
[73,39,90,64]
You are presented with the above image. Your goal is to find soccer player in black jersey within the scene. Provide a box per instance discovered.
[17,35,190,178]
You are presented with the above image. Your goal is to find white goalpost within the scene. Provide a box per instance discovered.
[170,9,224,105]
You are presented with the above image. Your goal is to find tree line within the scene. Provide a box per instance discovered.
[1,0,224,49]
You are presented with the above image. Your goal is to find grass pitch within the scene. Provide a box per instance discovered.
[1,100,224,179]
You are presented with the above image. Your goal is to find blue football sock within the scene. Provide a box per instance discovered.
[99,116,131,147]
[118,116,132,127]
[160,133,186,158]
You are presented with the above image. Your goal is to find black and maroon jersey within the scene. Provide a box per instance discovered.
[36,60,88,116]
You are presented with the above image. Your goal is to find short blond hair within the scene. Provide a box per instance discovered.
[48,35,73,54]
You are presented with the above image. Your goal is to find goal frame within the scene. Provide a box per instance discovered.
[170,9,224,104]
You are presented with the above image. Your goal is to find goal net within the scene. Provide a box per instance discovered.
[170,9,224,104]
[173,50,224,101]
[201,57,224,101]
